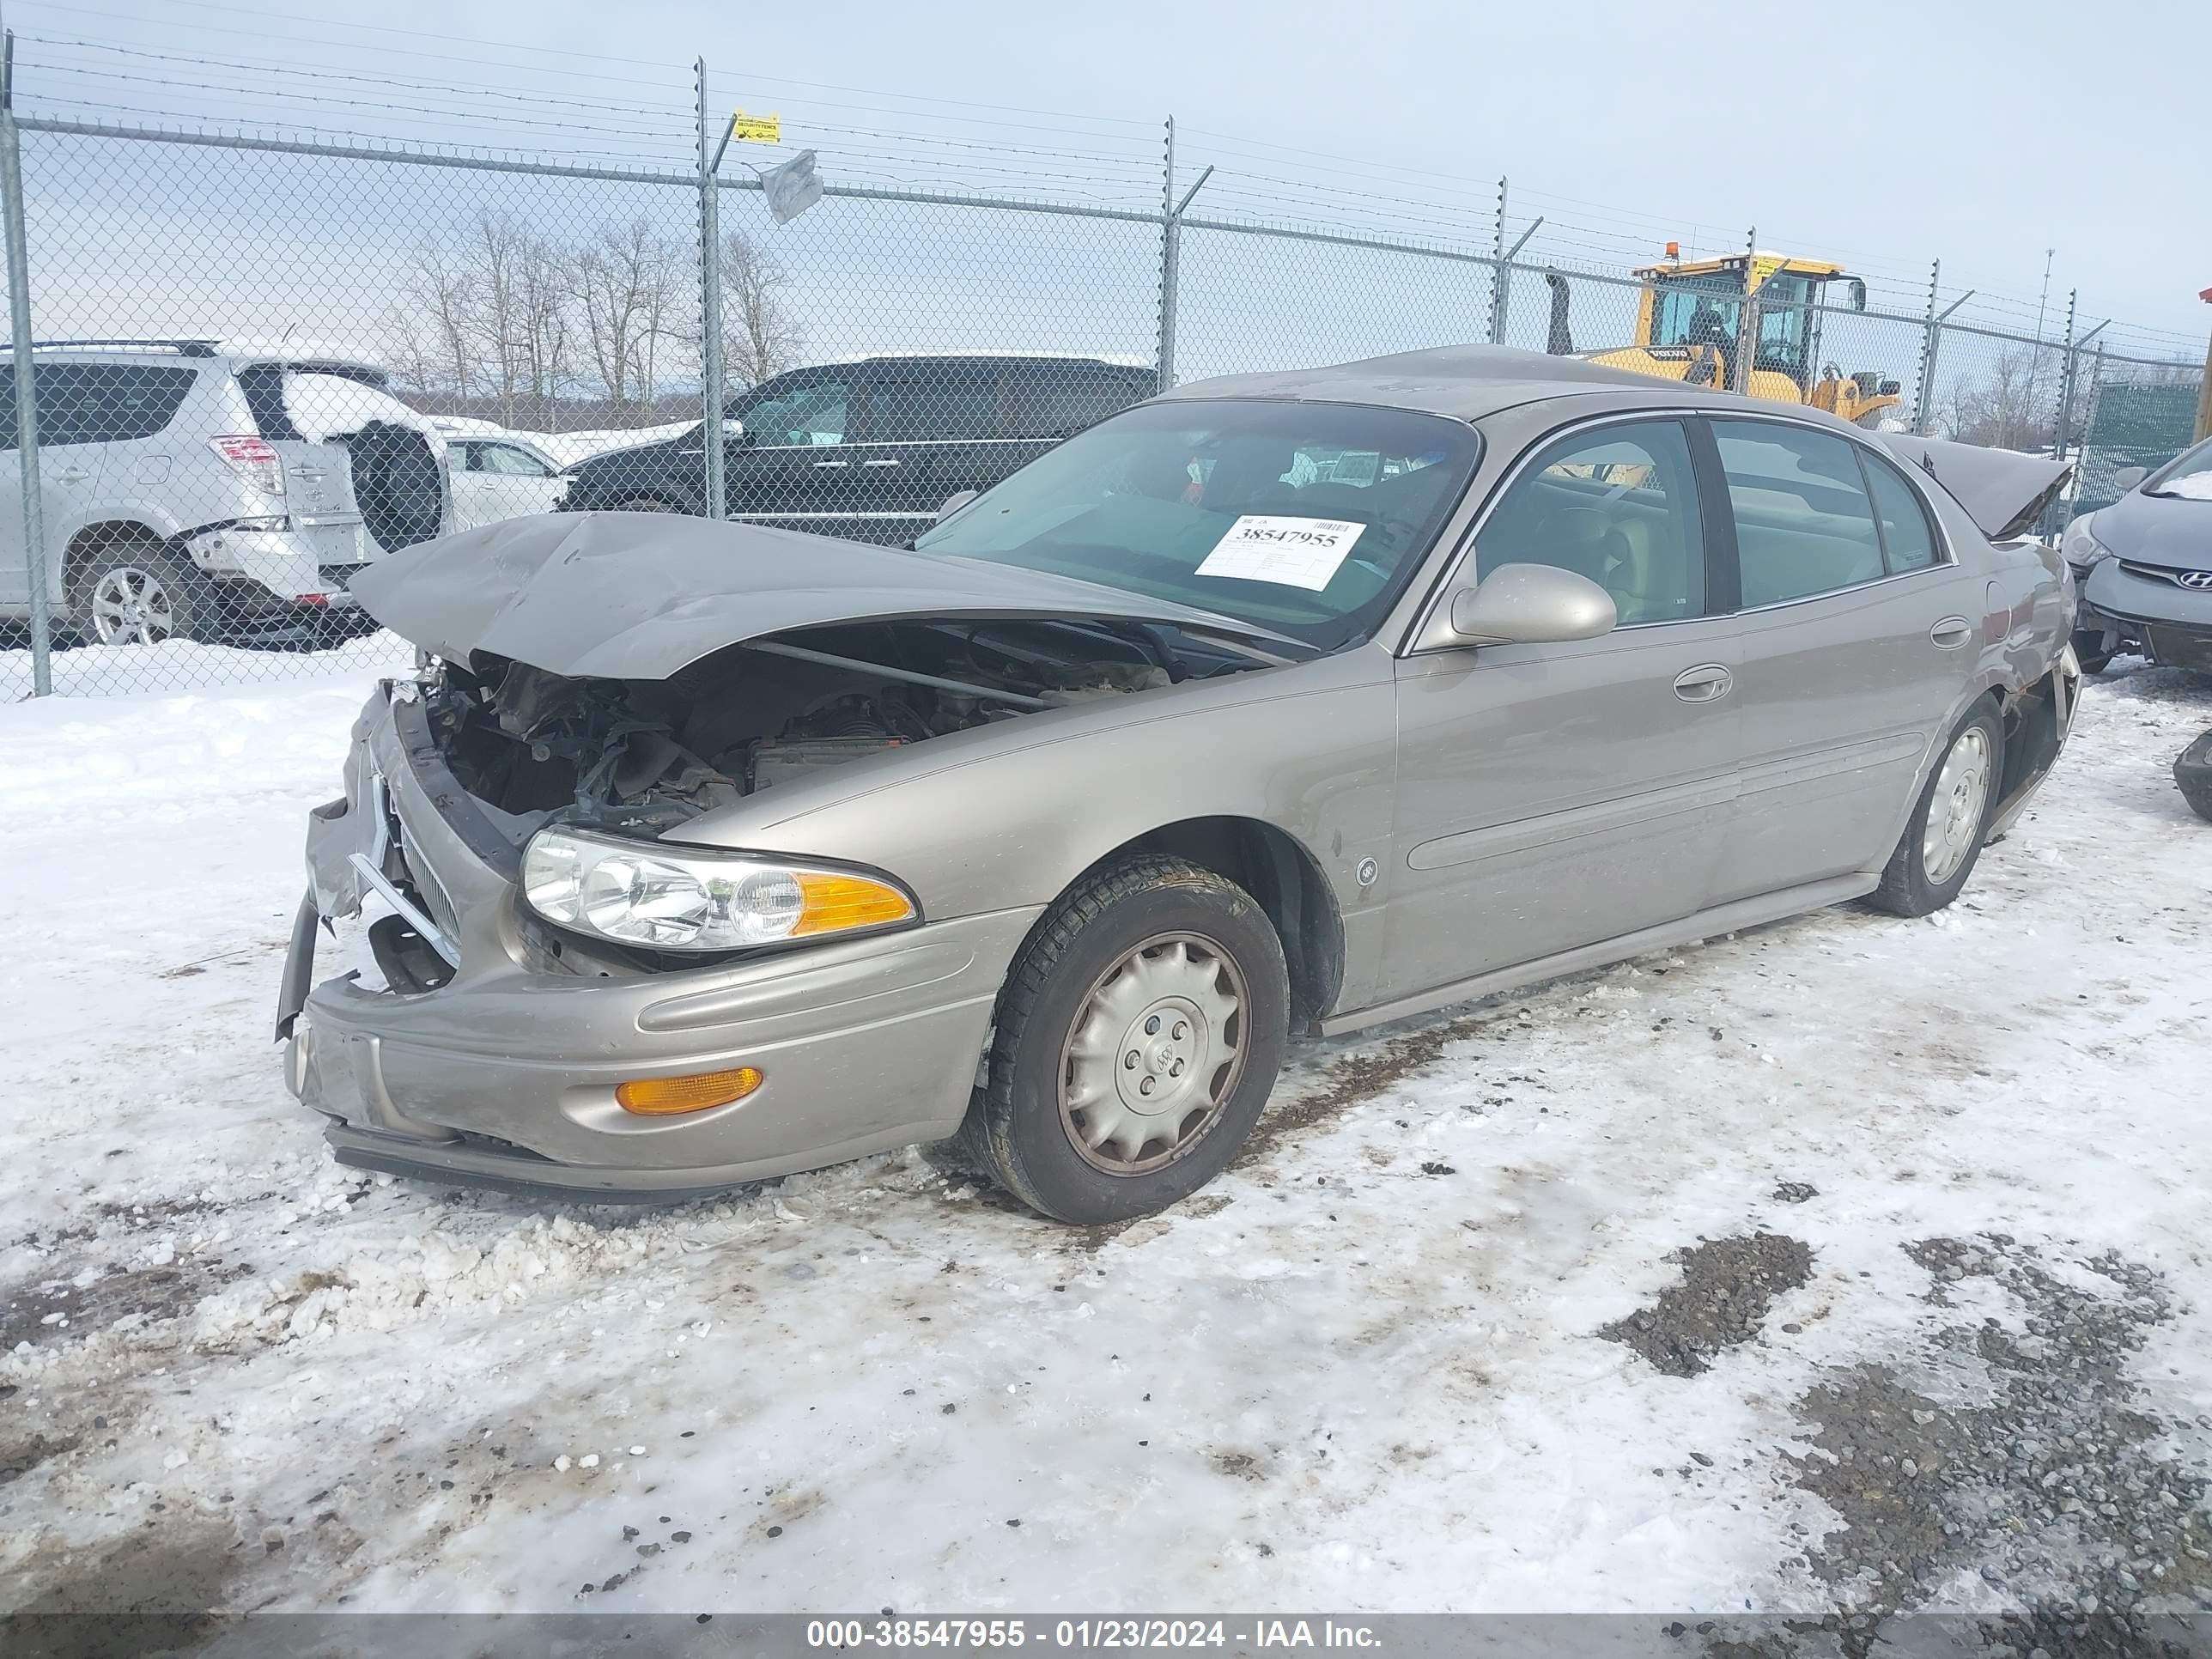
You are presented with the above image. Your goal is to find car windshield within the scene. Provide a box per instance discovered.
[2144,435,2212,501]
[913,398,1480,650]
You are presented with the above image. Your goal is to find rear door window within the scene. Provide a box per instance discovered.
[864,362,1005,441]
[1474,419,1710,625]
[27,362,197,445]
[1711,420,1887,606]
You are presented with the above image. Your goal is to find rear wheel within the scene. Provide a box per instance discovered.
[1868,702,2004,917]
[69,541,207,646]
[954,855,1289,1224]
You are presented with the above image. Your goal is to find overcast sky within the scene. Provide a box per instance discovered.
[18,0,2212,348]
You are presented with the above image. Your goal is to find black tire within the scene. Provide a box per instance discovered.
[1868,700,2006,917]
[953,855,1289,1225]
[2069,627,2115,676]
[2175,730,2212,823]
[66,539,210,646]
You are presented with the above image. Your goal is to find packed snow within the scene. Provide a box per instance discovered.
[1,632,410,702]
[1,665,2209,1623]
[2148,471,2212,502]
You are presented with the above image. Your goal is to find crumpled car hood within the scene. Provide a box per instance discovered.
[1876,434,2071,542]
[347,510,1291,679]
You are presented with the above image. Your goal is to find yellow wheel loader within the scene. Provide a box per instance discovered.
[1544,246,1904,428]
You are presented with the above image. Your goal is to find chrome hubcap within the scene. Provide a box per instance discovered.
[90,566,175,645]
[1922,726,1992,886]
[1060,933,1247,1176]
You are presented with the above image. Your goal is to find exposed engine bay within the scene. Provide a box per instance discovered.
[423,617,1271,836]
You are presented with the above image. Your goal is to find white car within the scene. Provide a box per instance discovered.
[446,435,566,530]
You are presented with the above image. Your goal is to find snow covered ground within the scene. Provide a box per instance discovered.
[2,665,2209,1627]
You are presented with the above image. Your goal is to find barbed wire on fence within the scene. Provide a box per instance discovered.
[2,25,2204,701]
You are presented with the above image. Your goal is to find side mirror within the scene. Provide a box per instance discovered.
[719,416,746,442]
[934,489,980,525]
[2112,465,2147,492]
[1443,563,1616,647]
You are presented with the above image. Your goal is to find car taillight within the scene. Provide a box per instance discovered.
[210,434,285,496]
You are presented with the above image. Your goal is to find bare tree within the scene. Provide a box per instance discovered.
[511,229,574,424]
[570,218,682,414]
[462,210,533,427]
[393,233,479,400]
[1941,346,2057,452]
[719,229,801,390]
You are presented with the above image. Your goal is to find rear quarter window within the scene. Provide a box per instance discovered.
[1860,452,1942,573]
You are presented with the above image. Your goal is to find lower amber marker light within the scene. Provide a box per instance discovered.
[616,1066,764,1115]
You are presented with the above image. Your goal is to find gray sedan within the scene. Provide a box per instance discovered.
[2065,434,2212,673]
[277,346,2077,1224]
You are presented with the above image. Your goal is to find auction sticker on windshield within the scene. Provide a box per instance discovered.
[1193,515,1366,591]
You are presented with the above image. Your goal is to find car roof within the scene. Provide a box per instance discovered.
[1157,343,1787,426]
[830,351,1152,372]
[2,338,390,378]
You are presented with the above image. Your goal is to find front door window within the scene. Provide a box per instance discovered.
[741,379,852,447]
[1474,420,1709,627]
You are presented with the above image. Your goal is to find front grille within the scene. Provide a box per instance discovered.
[2118,560,2212,589]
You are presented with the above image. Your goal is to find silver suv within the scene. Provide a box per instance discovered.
[0,339,451,645]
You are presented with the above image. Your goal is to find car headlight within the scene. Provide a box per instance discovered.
[2062,514,2114,574]
[520,827,916,951]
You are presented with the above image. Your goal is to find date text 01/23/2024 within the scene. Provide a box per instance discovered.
[805,1620,1383,1649]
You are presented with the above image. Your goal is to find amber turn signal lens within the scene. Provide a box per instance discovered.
[793,871,916,937]
[616,1066,763,1115]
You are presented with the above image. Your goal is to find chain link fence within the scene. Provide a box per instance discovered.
[3,44,2205,700]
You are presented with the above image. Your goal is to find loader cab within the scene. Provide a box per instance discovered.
[1639,254,1849,392]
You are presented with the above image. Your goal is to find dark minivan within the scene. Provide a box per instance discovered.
[558,353,1156,544]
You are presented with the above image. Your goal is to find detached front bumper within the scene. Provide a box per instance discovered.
[277,683,1035,1201]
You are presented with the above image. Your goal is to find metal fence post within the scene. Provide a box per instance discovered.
[1486,179,1541,349]
[2051,313,2108,539]
[696,58,726,521]
[1155,117,1177,392]
[1915,272,1975,439]
[1913,261,1940,434]
[1,29,52,695]
[1488,178,1507,344]
[1731,228,1758,393]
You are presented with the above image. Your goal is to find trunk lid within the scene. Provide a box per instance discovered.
[346,510,1299,679]
[1875,433,2071,542]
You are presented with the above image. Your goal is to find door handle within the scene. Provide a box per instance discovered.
[1929,617,1972,649]
[54,465,91,483]
[811,459,849,469]
[1672,663,1733,703]
[860,458,901,468]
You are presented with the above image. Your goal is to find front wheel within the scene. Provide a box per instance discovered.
[954,855,1289,1224]
[2069,626,2115,676]
[1868,702,2005,917]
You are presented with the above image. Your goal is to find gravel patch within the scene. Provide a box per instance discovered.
[1786,1236,2212,1647]
[1600,1232,1815,1378]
